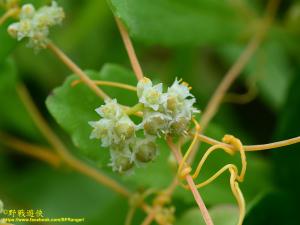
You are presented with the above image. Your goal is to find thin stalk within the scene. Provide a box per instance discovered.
[71,79,137,92]
[195,133,300,152]
[47,42,110,100]
[16,83,130,198]
[140,179,178,225]
[0,132,61,167]
[0,7,19,26]
[125,206,137,225]
[115,17,144,80]
[200,0,279,130]
[141,210,157,225]
[125,103,143,115]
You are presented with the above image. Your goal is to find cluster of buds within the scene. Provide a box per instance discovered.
[7,1,64,50]
[89,99,157,173]
[137,77,199,136]
[90,77,199,173]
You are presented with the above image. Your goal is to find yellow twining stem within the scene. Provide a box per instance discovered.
[189,164,245,225]
[177,118,201,179]
[191,144,235,180]
[229,166,245,225]
[177,120,247,225]
[223,135,247,182]
[71,79,137,92]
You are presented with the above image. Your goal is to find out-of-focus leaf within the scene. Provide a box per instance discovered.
[175,204,239,225]
[108,0,247,46]
[0,164,128,225]
[0,10,17,63]
[219,40,293,110]
[255,68,300,224]
[46,64,137,164]
[0,58,40,139]
[57,0,110,49]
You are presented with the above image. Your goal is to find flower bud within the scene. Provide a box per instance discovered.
[137,77,152,98]
[20,4,36,19]
[156,207,175,225]
[110,150,134,173]
[135,139,157,163]
[169,116,190,135]
[115,117,135,140]
[7,23,19,38]
[139,81,163,111]
[143,112,170,136]
[18,19,32,39]
[89,119,113,139]
[96,99,123,120]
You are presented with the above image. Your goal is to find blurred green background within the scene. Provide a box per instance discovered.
[1,0,300,224]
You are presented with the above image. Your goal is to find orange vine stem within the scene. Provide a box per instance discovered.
[115,17,144,80]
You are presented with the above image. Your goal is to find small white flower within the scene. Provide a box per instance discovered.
[114,116,136,140]
[89,119,112,139]
[20,4,36,20]
[95,99,124,120]
[168,78,192,100]
[109,148,134,173]
[141,111,171,136]
[137,77,152,98]
[35,1,65,27]
[139,82,164,111]
[89,119,114,147]
[17,19,33,40]
[7,22,19,38]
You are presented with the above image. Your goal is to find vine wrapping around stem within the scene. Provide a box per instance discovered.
[167,136,214,225]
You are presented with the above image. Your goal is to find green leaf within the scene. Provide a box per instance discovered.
[108,0,246,46]
[175,205,239,225]
[0,58,40,139]
[219,40,294,110]
[46,64,137,164]
[0,164,128,225]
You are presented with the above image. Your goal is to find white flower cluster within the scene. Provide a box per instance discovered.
[137,77,199,136]
[7,1,64,50]
[89,99,157,173]
[89,77,199,173]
